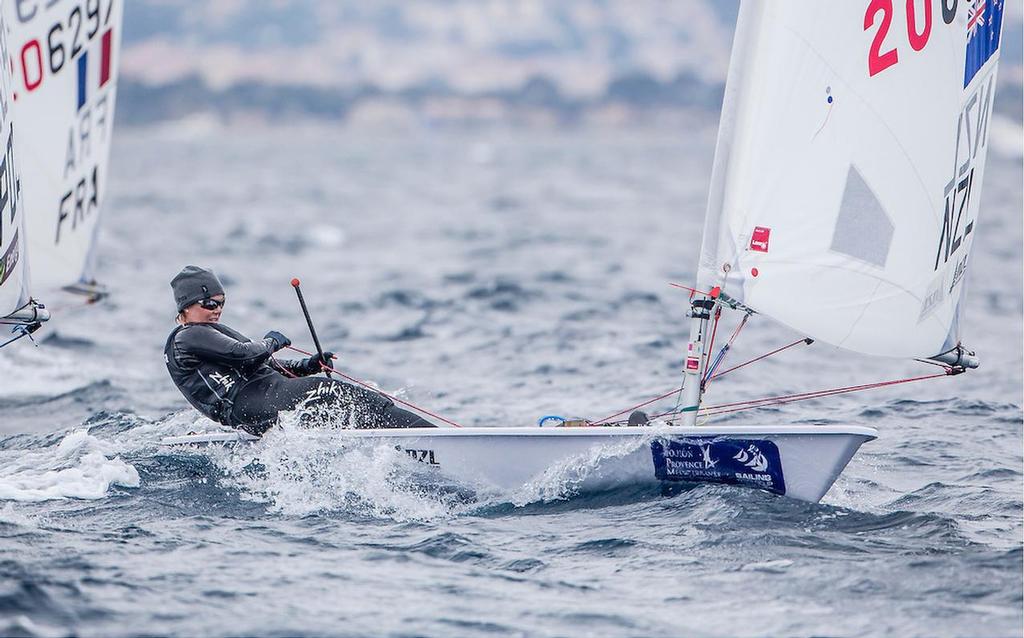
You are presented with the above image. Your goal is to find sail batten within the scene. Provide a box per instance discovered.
[697,1,1006,362]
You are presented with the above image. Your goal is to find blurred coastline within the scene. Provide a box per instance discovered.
[116,1,1023,130]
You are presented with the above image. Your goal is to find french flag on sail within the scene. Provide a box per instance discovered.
[76,28,115,111]
[963,0,1004,88]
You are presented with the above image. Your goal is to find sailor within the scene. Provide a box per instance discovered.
[164,265,435,435]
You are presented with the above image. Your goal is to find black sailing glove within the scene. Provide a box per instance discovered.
[295,351,335,376]
[264,331,291,352]
[318,351,336,372]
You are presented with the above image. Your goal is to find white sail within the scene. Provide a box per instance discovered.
[697,0,1006,360]
[0,2,31,320]
[9,0,123,293]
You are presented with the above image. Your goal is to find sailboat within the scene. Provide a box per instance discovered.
[0,3,49,345]
[163,1,1006,503]
[8,0,124,301]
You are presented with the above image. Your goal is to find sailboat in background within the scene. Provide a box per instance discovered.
[9,0,124,302]
[163,1,1006,503]
[0,2,49,345]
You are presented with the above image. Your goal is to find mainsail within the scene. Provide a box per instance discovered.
[9,0,123,294]
[0,2,40,329]
[696,1,1005,361]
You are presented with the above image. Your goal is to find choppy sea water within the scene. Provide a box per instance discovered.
[0,122,1021,638]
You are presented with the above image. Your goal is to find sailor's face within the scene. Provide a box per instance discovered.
[183,294,225,323]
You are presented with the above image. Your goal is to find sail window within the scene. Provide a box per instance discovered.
[829,165,894,268]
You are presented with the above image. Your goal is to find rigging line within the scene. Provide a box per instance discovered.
[708,336,811,381]
[45,296,102,316]
[284,345,465,429]
[271,354,300,379]
[671,385,686,412]
[0,330,31,350]
[650,367,956,422]
[703,311,751,387]
[699,370,954,415]
[702,306,722,381]
[669,282,715,297]
[591,384,686,426]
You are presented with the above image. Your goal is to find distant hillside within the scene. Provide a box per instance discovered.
[115,70,727,126]
[115,0,1021,126]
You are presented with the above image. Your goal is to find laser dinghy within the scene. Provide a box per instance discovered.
[163,1,1005,504]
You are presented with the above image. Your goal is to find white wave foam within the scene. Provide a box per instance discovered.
[0,615,70,638]
[506,433,653,507]
[206,419,465,521]
[0,429,140,502]
[161,406,659,519]
[0,345,108,399]
[0,502,38,527]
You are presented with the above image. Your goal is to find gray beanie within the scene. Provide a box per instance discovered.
[171,266,225,312]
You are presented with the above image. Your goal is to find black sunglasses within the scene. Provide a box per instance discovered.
[197,298,225,310]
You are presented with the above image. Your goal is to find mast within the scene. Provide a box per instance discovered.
[680,291,716,426]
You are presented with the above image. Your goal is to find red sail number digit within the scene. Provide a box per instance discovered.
[865,0,899,76]
[906,0,933,50]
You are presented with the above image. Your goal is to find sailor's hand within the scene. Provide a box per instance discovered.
[264,330,291,352]
[318,351,336,371]
[298,351,335,375]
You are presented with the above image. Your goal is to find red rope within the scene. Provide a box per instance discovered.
[704,308,721,373]
[284,345,464,428]
[44,296,102,316]
[725,313,750,347]
[271,354,300,379]
[669,282,715,297]
[619,368,955,424]
[702,312,750,390]
[696,370,954,417]
[285,345,340,362]
[591,385,685,425]
[708,337,809,381]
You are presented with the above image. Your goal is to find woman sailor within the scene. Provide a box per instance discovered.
[164,265,434,435]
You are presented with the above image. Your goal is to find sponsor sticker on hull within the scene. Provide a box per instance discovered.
[651,438,786,496]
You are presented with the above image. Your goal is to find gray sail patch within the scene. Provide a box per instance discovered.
[829,166,893,267]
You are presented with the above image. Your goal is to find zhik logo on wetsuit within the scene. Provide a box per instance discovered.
[209,372,235,391]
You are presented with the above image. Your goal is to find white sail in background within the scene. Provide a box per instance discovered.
[0,3,32,319]
[9,0,123,293]
[698,0,1006,360]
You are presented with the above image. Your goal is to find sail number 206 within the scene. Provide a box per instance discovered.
[864,0,960,77]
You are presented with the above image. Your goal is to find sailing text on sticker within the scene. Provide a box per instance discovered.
[749,226,771,253]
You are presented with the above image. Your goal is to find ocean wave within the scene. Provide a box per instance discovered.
[0,430,139,502]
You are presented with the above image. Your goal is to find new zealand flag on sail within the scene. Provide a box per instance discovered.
[963,0,1004,88]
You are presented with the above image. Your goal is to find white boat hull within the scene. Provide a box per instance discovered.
[162,424,877,503]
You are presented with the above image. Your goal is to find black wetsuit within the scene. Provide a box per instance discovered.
[164,322,434,435]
